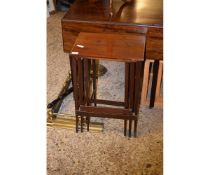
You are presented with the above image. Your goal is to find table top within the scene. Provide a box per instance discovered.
[62,0,163,28]
[71,32,146,62]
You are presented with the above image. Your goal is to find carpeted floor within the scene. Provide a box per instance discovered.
[47,12,163,175]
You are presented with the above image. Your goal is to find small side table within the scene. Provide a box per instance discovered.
[69,32,146,137]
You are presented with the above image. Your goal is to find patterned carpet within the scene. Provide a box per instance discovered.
[47,12,163,175]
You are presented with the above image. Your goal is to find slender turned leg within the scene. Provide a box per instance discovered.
[70,55,79,110]
[87,117,90,131]
[128,63,135,137]
[133,62,140,137]
[92,60,97,106]
[134,61,144,114]
[132,61,145,137]
[129,119,132,137]
[88,60,92,129]
[77,57,87,133]
[150,60,159,108]
[124,120,127,136]
[84,59,91,131]
[71,56,81,133]
[76,115,79,132]
[69,55,74,98]
[124,63,130,136]
[78,58,84,106]
[81,116,84,132]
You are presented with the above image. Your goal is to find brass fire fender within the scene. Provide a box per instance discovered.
[47,71,104,132]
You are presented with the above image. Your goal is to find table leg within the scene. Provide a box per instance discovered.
[149,60,159,108]
[129,119,132,137]
[92,60,97,106]
[124,63,130,136]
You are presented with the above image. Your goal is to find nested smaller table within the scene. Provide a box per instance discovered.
[69,32,146,137]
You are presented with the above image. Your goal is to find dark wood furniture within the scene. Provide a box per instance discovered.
[62,0,163,60]
[70,32,146,137]
[61,0,163,108]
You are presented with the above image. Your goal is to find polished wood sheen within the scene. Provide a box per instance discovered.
[62,0,163,60]
[69,31,146,137]
[71,32,146,62]
[63,0,163,25]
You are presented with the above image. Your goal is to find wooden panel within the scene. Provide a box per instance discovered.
[62,21,148,34]
[146,37,163,60]
[80,106,132,115]
[62,22,162,61]
[71,32,146,62]
[62,22,148,53]
[146,26,163,60]
[89,99,125,106]
[77,110,136,120]
[147,27,163,38]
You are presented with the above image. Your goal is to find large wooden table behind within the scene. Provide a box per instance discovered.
[61,0,163,60]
